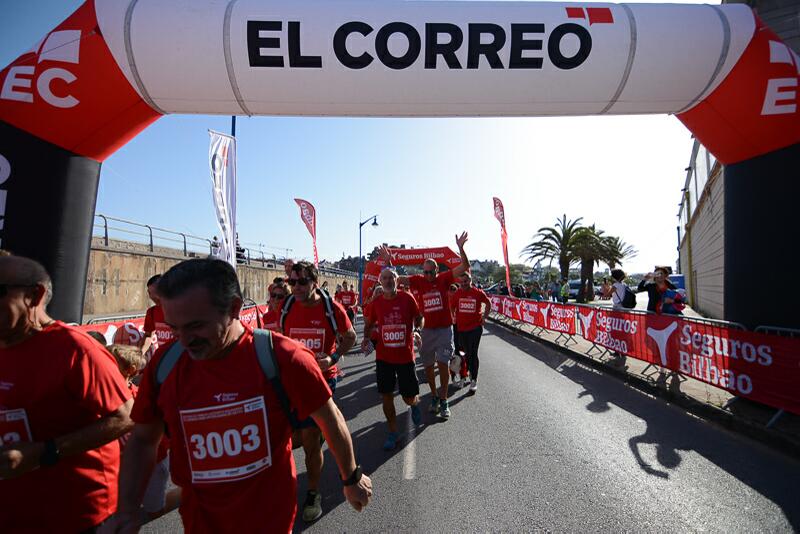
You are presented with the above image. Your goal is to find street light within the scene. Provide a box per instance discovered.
[358,214,379,305]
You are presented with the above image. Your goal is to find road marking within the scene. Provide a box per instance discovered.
[403,410,416,480]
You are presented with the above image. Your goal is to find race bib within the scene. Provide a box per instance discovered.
[459,298,477,313]
[341,295,352,306]
[154,324,175,343]
[289,327,326,352]
[0,408,33,446]
[423,291,444,312]
[179,397,272,483]
[382,324,407,348]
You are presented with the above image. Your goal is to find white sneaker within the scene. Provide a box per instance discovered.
[456,379,464,388]
[469,381,478,393]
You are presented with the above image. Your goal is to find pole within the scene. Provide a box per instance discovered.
[231,115,236,137]
[358,218,363,306]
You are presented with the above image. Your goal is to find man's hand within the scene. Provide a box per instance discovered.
[360,338,372,353]
[0,441,44,479]
[377,245,392,264]
[343,473,373,511]
[98,510,143,534]
[456,231,468,250]
[317,354,334,372]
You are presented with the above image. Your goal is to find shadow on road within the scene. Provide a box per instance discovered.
[487,323,800,530]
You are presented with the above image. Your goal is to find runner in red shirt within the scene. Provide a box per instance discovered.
[362,268,424,451]
[451,272,491,393]
[380,232,470,419]
[282,262,357,522]
[113,259,371,534]
[142,274,175,357]
[337,281,357,323]
[262,280,288,332]
[0,255,134,532]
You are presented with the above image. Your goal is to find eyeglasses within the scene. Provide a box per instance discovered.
[423,270,436,275]
[287,277,311,286]
[270,293,286,300]
[0,284,37,298]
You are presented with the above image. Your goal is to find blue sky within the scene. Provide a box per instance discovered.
[1,0,699,273]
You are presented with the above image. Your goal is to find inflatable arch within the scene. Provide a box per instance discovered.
[0,0,798,326]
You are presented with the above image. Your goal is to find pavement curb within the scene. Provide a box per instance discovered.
[488,316,800,458]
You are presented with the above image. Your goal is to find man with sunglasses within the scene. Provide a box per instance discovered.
[0,255,134,532]
[379,232,470,419]
[283,261,357,522]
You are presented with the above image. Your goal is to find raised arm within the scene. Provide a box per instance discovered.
[451,232,470,278]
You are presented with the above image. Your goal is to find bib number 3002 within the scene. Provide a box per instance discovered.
[180,397,272,483]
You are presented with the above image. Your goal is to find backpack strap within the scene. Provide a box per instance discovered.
[253,329,300,429]
[317,288,339,334]
[155,341,185,386]
[279,295,296,332]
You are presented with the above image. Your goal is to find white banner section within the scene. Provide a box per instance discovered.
[209,129,237,269]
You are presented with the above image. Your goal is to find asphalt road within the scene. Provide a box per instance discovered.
[143,322,800,533]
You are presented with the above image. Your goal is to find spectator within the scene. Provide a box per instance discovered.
[528,282,544,301]
[210,236,221,258]
[560,278,570,303]
[0,255,134,532]
[86,329,109,346]
[548,278,560,302]
[638,266,678,313]
[601,278,612,300]
[609,269,630,368]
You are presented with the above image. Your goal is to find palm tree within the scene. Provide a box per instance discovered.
[571,225,609,302]
[603,236,638,269]
[521,215,583,281]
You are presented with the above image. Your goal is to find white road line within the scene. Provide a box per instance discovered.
[403,409,416,480]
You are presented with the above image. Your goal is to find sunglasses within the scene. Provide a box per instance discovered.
[287,277,311,286]
[270,293,286,299]
[423,270,436,275]
[0,284,37,298]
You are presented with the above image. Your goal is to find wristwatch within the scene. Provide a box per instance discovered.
[342,465,362,486]
[39,439,60,466]
[330,352,342,364]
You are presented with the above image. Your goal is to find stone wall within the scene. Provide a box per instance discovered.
[84,238,359,319]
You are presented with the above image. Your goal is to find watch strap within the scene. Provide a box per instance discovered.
[342,465,362,486]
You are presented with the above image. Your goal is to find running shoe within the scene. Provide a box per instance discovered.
[439,399,451,419]
[469,380,478,393]
[383,432,399,451]
[302,490,322,522]
[428,397,440,414]
[410,404,422,425]
[455,378,464,389]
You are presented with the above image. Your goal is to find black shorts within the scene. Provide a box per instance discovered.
[376,360,419,398]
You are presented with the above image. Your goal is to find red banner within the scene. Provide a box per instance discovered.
[492,197,512,292]
[490,295,800,415]
[361,246,460,304]
[294,198,319,267]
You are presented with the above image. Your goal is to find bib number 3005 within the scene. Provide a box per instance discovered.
[180,397,272,483]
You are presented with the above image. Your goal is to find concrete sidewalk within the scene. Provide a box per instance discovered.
[488,312,800,455]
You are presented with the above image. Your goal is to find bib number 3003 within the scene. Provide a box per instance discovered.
[180,397,272,483]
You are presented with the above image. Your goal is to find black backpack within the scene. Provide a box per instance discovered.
[621,286,637,309]
[155,329,300,428]
[279,288,339,334]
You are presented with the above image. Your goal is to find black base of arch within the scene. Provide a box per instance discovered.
[724,142,800,330]
[0,121,100,324]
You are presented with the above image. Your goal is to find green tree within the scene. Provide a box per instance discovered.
[572,225,609,302]
[521,215,583,280]
[602,236,638,269]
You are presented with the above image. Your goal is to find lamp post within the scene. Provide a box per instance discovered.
[358,214,379,305]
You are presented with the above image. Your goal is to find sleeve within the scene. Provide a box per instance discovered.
[143,307,154,333]
[479,289,491,306]
[611,285,623,307]
[439,270,455,287]
[408,292,420,317]
[637,280,648,292]
[130,345,171,424]
[273,336,332,420]
[66,334,132,417]
[332,301,353,333]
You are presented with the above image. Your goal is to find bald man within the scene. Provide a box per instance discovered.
[0,255,134,532]
[379,232,470,419]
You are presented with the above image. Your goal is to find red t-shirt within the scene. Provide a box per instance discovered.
[261,308,281,332]
[338,291,356,309]
[144,304,175,345]
[366,292,420,364]
[0,322,132,532]
[281,298,352,380]
[408,270,455,329]
[451,287,491,332]
[131,328,331,534]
